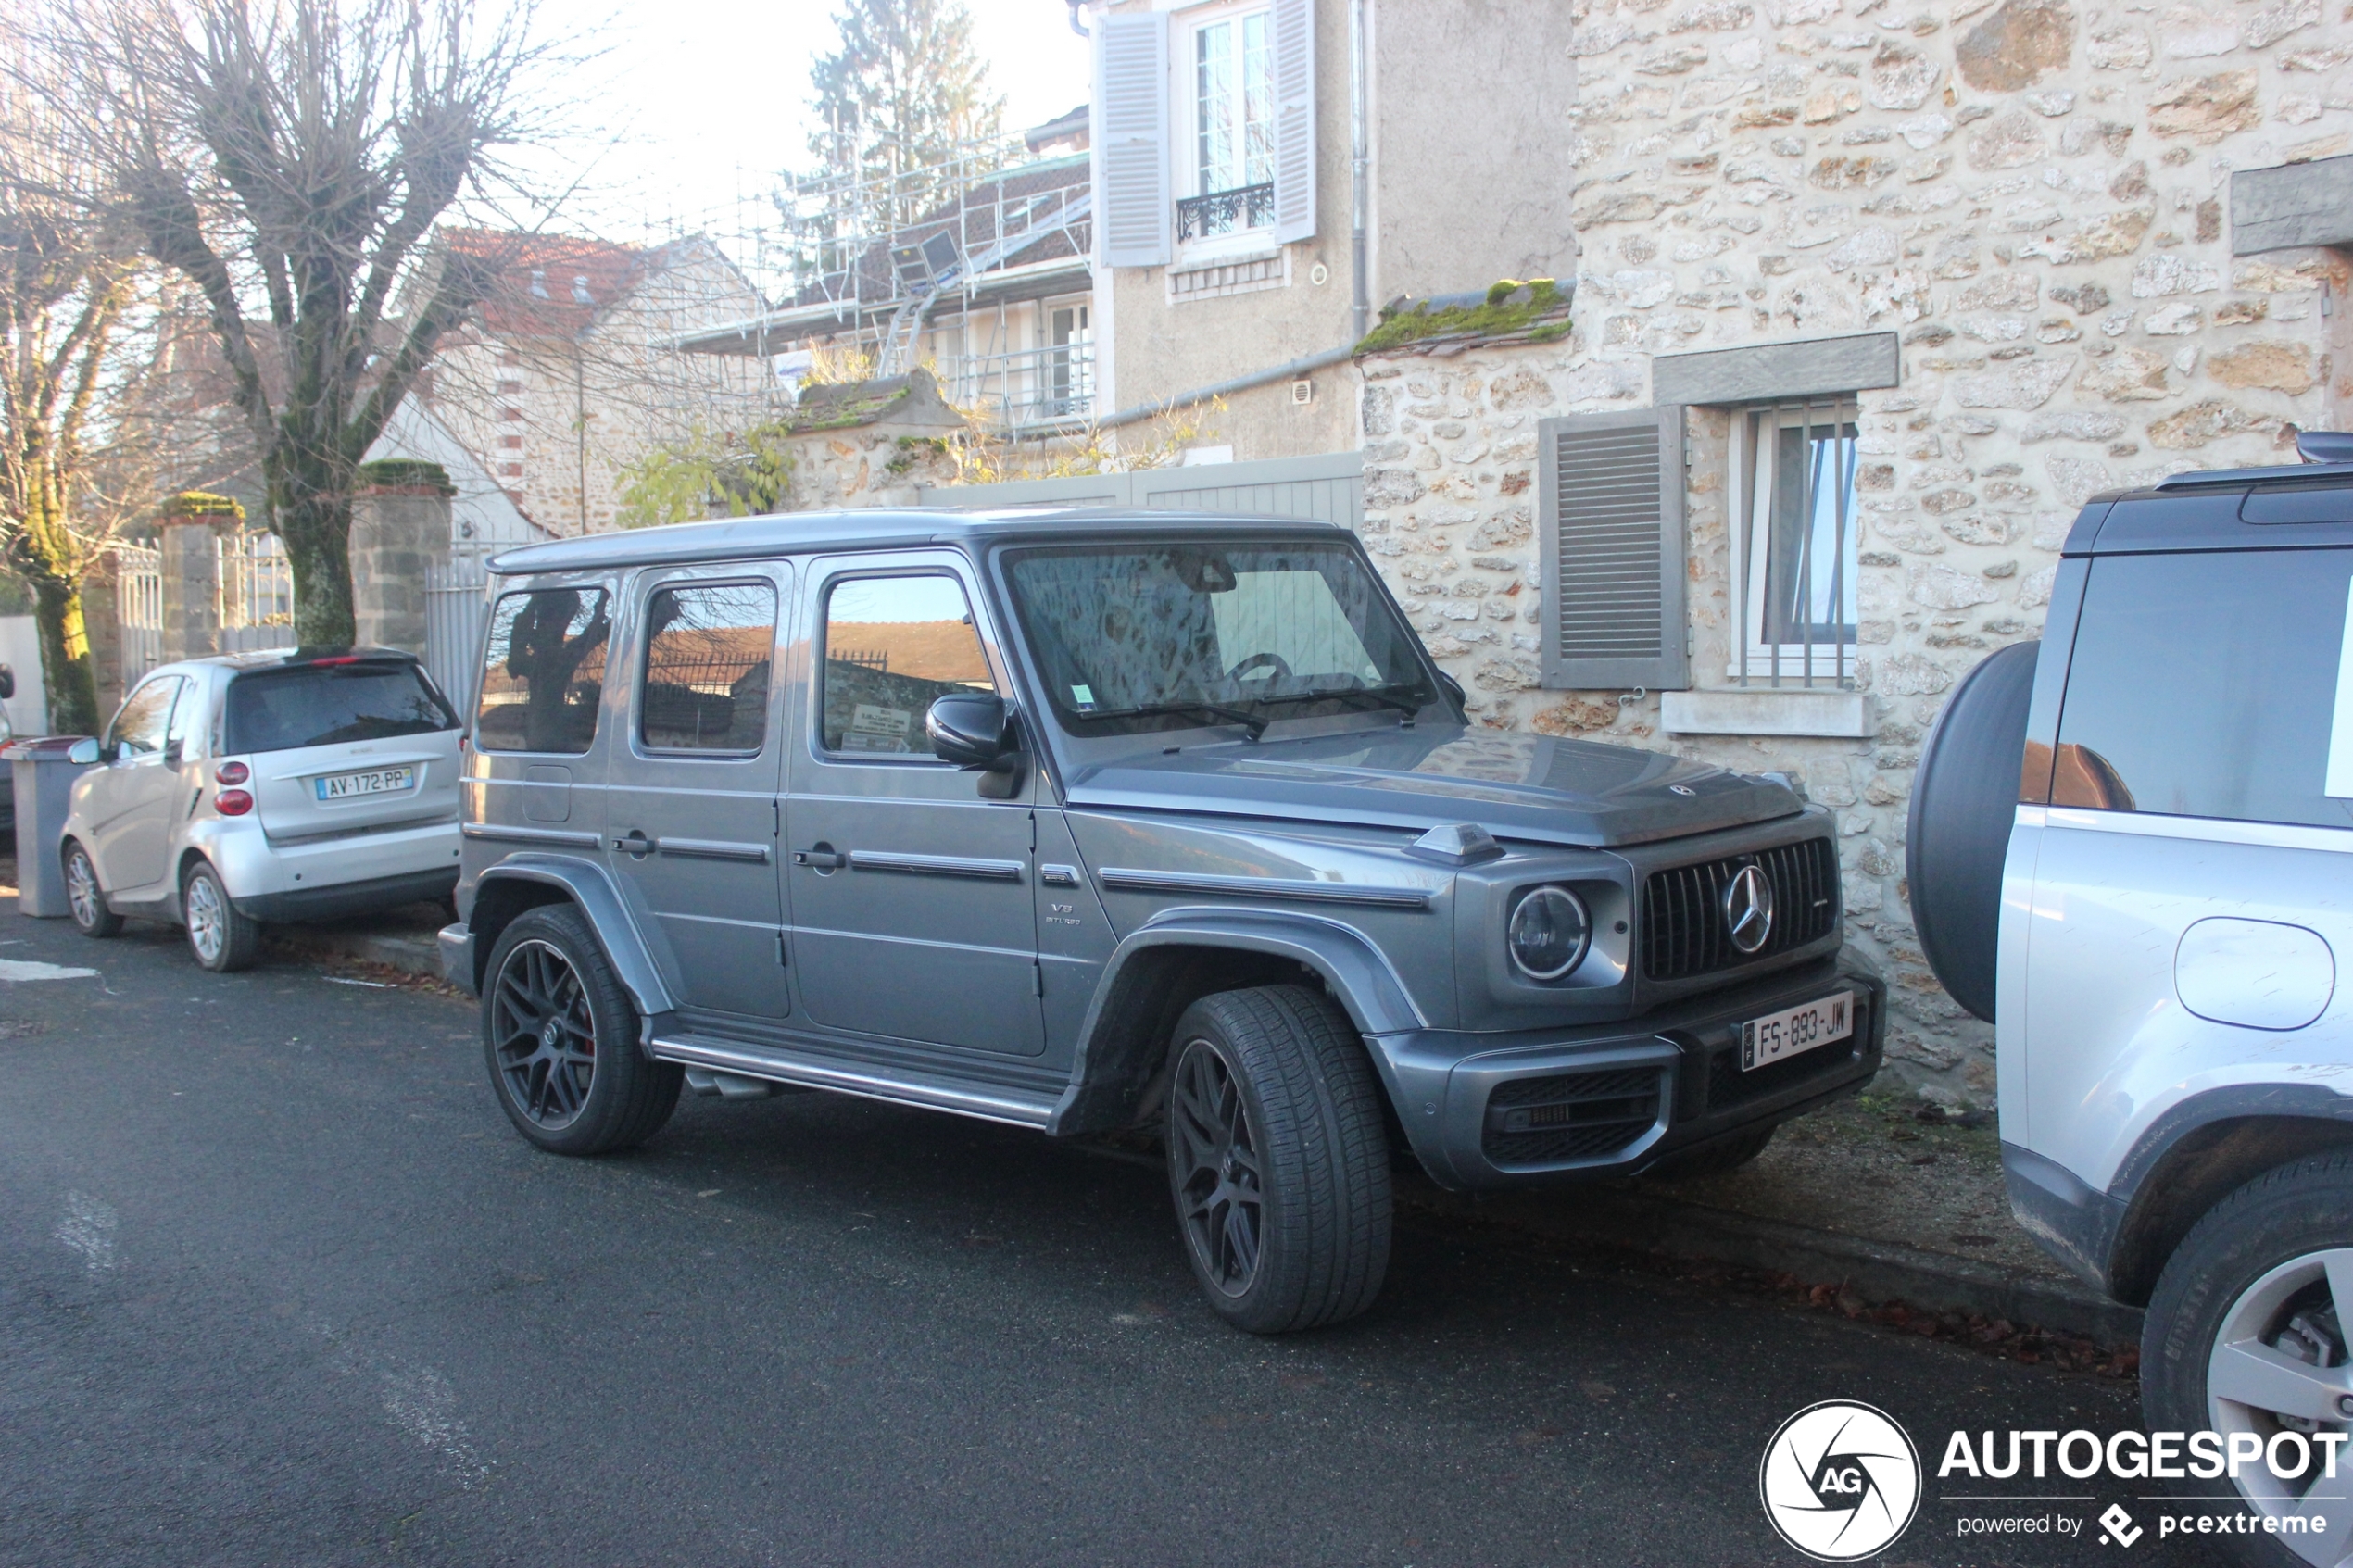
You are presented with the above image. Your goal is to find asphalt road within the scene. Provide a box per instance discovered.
[0,901,2209,1567]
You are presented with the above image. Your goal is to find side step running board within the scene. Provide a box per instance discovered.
[648,1034,1057,1130]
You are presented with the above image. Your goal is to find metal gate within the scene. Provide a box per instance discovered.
[918,448,1364,527]
[425,553,492,717]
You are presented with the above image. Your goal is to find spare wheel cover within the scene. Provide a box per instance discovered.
[1905,640,2037,1023]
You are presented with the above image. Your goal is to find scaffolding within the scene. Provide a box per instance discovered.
[652,128,1099,433]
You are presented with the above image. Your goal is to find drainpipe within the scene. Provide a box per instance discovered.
[1065,0,1088,38]
[1350,0,1369,343]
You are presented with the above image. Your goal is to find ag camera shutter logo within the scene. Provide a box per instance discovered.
[1759,1400,1922,1561]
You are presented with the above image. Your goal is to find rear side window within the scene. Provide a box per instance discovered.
[639,581,776,753]
[478,588,611,754]
[225,663,456,755]
[2055,550,2353,829]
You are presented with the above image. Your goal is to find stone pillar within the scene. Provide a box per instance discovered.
[351,481,451,656]
[157,515,221,664]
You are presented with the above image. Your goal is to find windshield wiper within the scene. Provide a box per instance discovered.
[1088,699,1269,739]
[1320,686,1428,719]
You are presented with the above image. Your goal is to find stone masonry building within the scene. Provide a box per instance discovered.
[1346,0,2353,1102]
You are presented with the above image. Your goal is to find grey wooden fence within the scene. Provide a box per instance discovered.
[918,448,1364,528]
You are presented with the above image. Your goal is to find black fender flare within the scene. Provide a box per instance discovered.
[1047,907,1428,1136]
[1906,639,2037,1022]
[469,854,678,1031]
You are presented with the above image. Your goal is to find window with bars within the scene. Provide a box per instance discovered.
[1193,10,1274,207]
[1730,400,1859,686]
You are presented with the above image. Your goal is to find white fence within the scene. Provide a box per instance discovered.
[426,553,492,716]
[113,543,163,690]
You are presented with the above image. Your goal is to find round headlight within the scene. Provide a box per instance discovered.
[1508,886,1591,981]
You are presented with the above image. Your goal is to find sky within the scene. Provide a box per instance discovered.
[518,0,1092,254]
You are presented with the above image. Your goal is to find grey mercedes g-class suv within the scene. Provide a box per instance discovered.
[440,508,1884,1331]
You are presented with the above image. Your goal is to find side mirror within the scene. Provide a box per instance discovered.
[67,737,100,765]
[0,664,17,700]
[164,739,184,769]
[926,692,1015,769]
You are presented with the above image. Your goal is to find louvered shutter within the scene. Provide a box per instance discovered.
[1094,13,1170,268]
[1539,407,1691,690]
[1271,0,1316,243]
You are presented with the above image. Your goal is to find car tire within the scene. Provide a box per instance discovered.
[2144,1153,2353,1567]
[1645,1123,1776,1181]
[182,859,261,972]
[482,905,681,1157]
[1906,639,2037,1023]
[1163,985,1393,1334]
[62,840,122,938]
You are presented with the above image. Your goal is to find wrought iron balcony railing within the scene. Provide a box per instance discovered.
[1176,182,1275,242]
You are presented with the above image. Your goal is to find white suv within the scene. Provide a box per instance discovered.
[60,648,464,971]
[1912,433,2353,1564]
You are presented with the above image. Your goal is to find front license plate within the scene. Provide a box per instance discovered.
[1740,991,1855,1073]
[315,766,415,801]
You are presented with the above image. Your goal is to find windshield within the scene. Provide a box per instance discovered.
[1002,541,1437,737]
[224,662,457,754]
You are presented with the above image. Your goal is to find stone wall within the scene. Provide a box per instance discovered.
[1356,0,2353,1103]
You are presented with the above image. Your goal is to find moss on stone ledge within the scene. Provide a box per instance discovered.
[1353,278,1567,355]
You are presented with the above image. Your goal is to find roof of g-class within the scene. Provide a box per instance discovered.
[486,507,1347,576]
[2067,463,2353,555]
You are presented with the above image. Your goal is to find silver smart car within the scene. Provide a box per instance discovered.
[61,647,464,971]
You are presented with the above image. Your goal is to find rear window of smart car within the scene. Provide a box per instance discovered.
[223,662,458,755]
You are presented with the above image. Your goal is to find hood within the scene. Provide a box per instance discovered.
[1062,726,1805,848]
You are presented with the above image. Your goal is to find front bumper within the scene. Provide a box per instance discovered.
[1368,956,1885,1190]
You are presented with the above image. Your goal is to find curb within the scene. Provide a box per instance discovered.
[270,924,444,980]
[1403,1181,2145,1348]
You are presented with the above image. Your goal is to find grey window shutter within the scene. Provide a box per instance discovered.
[1271,0,1316,243]
[1539,407,1690,690]
[1095,13,1170,268]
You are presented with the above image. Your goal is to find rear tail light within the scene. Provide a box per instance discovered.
[215,788,254,816]
[216,760,250,784]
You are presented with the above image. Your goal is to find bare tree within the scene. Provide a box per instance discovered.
[53,0,543,645]
[0,45,155,735]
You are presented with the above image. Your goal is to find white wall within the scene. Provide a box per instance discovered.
[0,616,52,737]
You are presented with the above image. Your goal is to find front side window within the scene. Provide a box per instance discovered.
[1181,8,1273,240]
[819,574,994,756]
[107,676,181,758]
[2055,549,2353,830]
[639,582,777,753]
[477,587,611,754]
[1004,542,1434,738]
[224,663,455,755]
[1733,402,1859,681]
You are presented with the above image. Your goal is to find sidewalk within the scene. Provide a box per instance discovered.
[261,908,2136,1352]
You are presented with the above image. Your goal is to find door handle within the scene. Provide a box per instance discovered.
[792,847,844,871]
[614,829,657,858]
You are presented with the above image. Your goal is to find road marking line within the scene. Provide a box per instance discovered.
[56,1191,118,1273]
[0,960,96,982]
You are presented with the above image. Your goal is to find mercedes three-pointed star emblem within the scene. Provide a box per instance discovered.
[1722,862,1775,955]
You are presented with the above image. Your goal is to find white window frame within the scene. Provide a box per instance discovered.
[1174,0,1277,260]
[1728,399,1861,684]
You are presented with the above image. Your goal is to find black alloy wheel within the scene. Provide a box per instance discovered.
[480,904,680,1155]
[491,936,598,1132]
[1170,1036,1265,1297]
[1162,985,1393,1334]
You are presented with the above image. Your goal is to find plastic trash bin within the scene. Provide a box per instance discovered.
[6,736,94,917]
